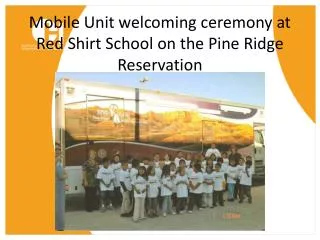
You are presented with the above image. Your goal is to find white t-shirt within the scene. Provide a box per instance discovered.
[132,176,147,198]
[174,157,186,167]
[237,165,244,180]
[201,161,207,172]
[165,160,171,165]
[205,148,221,158]
[130,168,138,182]
[203,172,214,193]
[240,166,253,186]
[221,163,229,173]
[96,166,115,191]
[226,165,238,184]
[119,169,132,191]
[155,167,162,180]
[161,176,173,196]
[111,162,121,187]
[189,171,203,194]
[187,167,194,178]
[147,175,160,198]
[175,174,189,198]
[212,171,225,191]
[185,160,191,168]
[170,173,177,193]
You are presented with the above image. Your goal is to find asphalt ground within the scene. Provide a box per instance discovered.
[65,186,265,231]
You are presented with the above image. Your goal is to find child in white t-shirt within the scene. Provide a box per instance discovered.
[170,162,177,210]
[96,159,115,212]
[187,161,194,178]
[185,153,192,168]
[187,163,203,213]
[239,158,253,204]
[161,165,176,216]
[234,157,245,199]
[226,158,238,201]
[212,163,226,207]
[132,166,147,222]
[146,166,160,217]
[119,161,132,217]
[203,166,214,208]
[175,166,189,214]
[111,154,122,208]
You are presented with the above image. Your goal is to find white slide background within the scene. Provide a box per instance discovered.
[57,5,315,234]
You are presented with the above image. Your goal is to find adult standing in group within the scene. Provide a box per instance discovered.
[55,143,67,231]
[205,143,221,159]
[229,145,242,165]
[82,149,99,212]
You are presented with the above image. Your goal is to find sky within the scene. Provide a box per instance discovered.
[55,72,265,106]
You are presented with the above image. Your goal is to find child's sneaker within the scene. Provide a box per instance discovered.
[163,213,167,217]
[188,210,193,214]
[180,210,186,214]
[171,211,176,215]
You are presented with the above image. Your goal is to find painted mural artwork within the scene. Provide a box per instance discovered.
[65,101,254,151]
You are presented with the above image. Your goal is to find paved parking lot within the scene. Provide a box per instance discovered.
[65,186,264,231]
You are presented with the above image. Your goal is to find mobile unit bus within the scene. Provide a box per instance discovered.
[55,78,265,195]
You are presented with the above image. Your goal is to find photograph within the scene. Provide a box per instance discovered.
[54,72,265,231]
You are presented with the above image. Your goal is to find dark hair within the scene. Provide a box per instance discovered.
[102,157,109,164]
[137,166,147,179]
[132,159,140,168]
[206,166,213,173]
[222,151,228,156]
[246,160,253,166]
[217,157,223,164]
[161,164,170,178]
[189,161,193,169]
[206,158,213,166]
[215,163,221,168]
[229,158,236,166]
[169,162,176,170]
[143,157,150,162]
[193,163,202,173]
[179,159,186,165]
[147,165,155,176]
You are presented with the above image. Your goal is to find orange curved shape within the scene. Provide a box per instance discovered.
[6,6,89,234]
[273,6,315,122]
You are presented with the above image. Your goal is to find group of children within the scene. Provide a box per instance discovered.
[96,151,253,222]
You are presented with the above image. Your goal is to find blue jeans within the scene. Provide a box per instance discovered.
[227,183,235,200]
